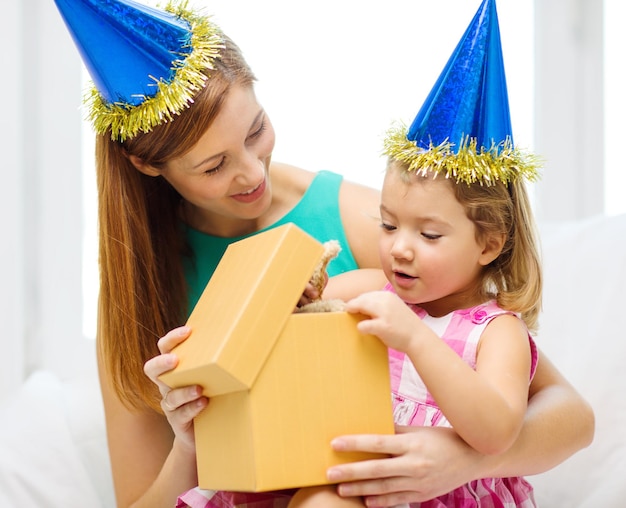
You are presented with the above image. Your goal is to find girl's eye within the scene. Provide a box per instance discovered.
[204,159,225,176]
[422,232,442,240]
[380,222,396,232]
[247,119,266,140]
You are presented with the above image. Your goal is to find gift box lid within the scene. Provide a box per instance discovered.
[159,223,325,396]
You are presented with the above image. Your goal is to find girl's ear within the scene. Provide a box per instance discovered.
[128,154,161,177]
[478,233,506,266]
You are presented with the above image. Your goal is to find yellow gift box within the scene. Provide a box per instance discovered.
[160,223,394,492]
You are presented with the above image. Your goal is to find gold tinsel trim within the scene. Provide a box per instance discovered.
[85,1,224,141]
[383,124,541,186]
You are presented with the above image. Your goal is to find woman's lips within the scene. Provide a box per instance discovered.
[231,177,266,203]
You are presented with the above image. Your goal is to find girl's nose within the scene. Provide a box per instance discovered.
[390,235,414,261]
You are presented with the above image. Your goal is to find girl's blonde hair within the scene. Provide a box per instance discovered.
[390,162,542,332]
[96,35,256,412]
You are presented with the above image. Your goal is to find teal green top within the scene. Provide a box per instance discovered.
[183,170,359,314]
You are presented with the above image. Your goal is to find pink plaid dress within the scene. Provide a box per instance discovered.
[176,488,295,508]
[390,290,538,508]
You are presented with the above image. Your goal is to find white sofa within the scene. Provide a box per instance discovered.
[0,213,624,507]
[530,213,626,506]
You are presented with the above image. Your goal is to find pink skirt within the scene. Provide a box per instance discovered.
[177,488,296,508]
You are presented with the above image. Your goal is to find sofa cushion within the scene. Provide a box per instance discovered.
[0,370,114,507]
[531,214,626,506]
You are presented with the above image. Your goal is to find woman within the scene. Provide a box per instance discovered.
[53,1,593,506]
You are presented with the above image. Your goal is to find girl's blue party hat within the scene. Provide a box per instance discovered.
[384,0,540,185]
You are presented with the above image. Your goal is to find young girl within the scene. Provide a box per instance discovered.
[344,154,540,506]
[297,139,541,507]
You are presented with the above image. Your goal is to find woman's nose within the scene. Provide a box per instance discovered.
[234,152,265,184]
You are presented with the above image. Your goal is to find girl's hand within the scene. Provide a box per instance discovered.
[143,325,208,453]
[346,291,427,353]
[327,426,485,507]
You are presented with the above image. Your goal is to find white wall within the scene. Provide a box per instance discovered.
[0,0,618,401]
[535,0,605,221]
[206,0,536,192]
[604,0,626,216]
[2,0,26,398]
[1,0,91,403]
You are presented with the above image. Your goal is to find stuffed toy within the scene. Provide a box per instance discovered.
[296,240,347,313]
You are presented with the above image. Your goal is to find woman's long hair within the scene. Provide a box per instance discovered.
[96,35,256,411]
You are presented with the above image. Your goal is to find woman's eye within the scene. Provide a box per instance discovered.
[248,120,266,140]
[204,160,224,176]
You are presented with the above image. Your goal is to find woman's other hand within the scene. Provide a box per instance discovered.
[327,426,483,507]
[143,325,209,453]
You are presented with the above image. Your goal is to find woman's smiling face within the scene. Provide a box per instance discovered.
[156,85,276,236]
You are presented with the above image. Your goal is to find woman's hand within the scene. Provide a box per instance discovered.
[143,325,208,453]
[327,426,485,507]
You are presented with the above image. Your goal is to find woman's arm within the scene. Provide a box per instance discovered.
[99,363,196,507]
[326,349,594,507]
[99,327,208,508]
[485,348,595,476]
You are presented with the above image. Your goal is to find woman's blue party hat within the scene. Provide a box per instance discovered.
[384,0,539,185]
[53,0,223,141]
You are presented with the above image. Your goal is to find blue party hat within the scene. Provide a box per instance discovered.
[54,0,224,141]
[384,0,539,185]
